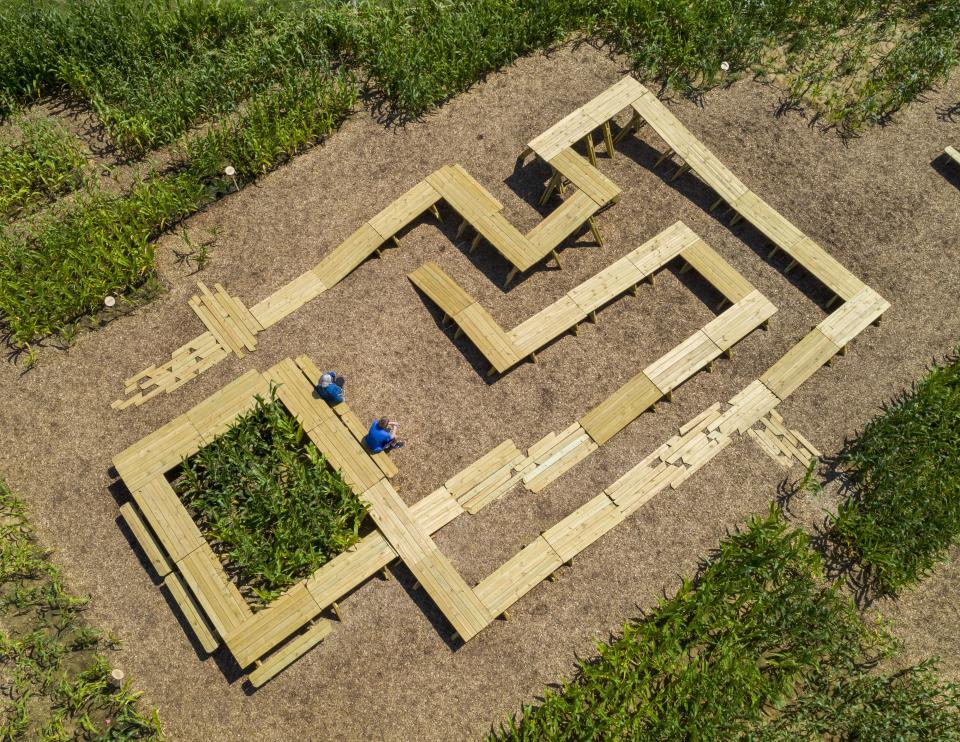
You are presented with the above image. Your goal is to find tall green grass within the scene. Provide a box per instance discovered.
[0,117,87,221]
[0,480,162,739]
[0,68,355,348]
[831,351,960,593]
[0,0,343,155]
[492,507,960,739]
[0,175,206,347]
[173,392,368,606]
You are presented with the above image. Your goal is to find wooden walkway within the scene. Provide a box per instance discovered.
[409,221,769,377]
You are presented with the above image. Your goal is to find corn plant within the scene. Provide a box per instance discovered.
[173,390,369,607]
[0,118,87,220]
[0,174,207,347]
[491,506,960,739]
[0,480,162,740]
[831,349,960,593]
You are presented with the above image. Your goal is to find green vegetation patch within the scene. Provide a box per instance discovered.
[172,391,368,607]
[0,118,87,221]
[492,507,960,739]
[0,174,206,348]
[0,481,161,739]
[831,350,960,593]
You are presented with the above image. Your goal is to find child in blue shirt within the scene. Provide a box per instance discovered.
[364,418,403,453]
[317,372,345,404]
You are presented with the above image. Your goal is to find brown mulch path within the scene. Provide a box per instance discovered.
[1,44,959,740]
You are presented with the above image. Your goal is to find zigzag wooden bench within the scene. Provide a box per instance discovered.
[409,221,774,381]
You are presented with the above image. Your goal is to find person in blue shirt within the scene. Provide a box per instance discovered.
[364,418,403,453]
[316,371,345,404]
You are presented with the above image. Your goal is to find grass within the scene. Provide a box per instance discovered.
[0,0,957,345]
[0,480,162,739]
[0,174,206,348]
[491,506,960,739]
[831,349,960,593]
[172,390,368,606]
[0,117,87,221]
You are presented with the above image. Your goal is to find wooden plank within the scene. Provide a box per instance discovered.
[526,190,599,253]
[473,536,563,618]
[731,191,806,253]
[788,237,866,301]
[547,148,621,205]
[580,371,662,445]
[679,402,723,435]
[368,180,442,240]
[568,256,644,315]
[471,212,536,271]
[452,303,522,373]
[542,494,624,563]
[120,502,173,578]
[177,543,251,639]
[748,427,793,467]
[264,358,336,433]
[307,417,384,494]
[310,223,384,289]
[185,369,271,444]
[713,380,781,435]
[526,431,559,461]
[524,436,597,493]
[458,456,524,512]
[532,422,584,464]
[303,535,398,617]
[817,286,890,348]
[250,270,327,329]
[114,415,203,492]
[760,329,841,401]
[508,296,586,357]
[627,221,701,276]
[361,480,490,638]
[446,440,520,499]
[643,331,723,394]
[213,283,263,335]
[410,488,465,532]
[189,297,241,357]
[791,429,822,459]
[248,619,333,688]
[529,108,599,162]
[679,239,754,303]
[196,281,255,352]
[702,290,777,351]
[462,466,527,515]
[616,461,682,517]
[225,583,324,670]
[425,166,502,221]
[164,572,219,654]
[579,76,647,125]
[947,145,960,166]
[408,261,476,317]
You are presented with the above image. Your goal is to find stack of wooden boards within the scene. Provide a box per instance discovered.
[410,221,776,378]
[114,281,262,409]
[748,410,821,468]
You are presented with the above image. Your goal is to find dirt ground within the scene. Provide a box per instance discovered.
[1,43,959,740]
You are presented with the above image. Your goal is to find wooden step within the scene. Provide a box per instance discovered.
[120,502,172,579]
[163,572,219,654]
[248,619,333,688]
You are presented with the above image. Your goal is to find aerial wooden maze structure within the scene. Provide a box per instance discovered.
[113,77,887,687]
